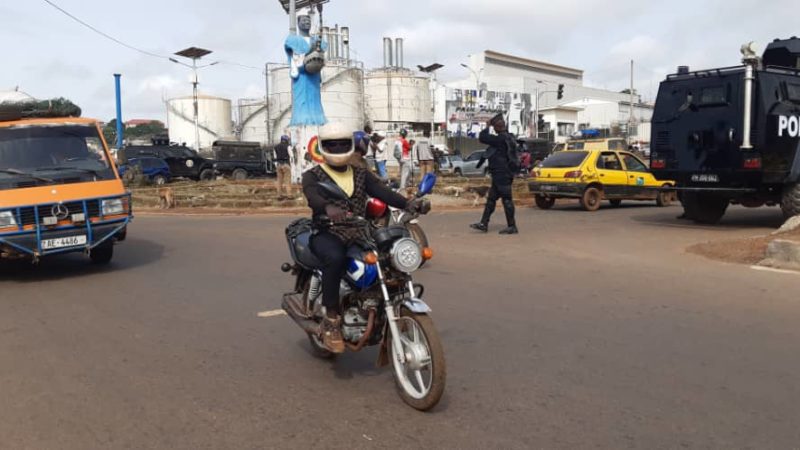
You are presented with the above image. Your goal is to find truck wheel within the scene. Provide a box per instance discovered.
[90,241,114,265]
[534,195,556,210]
[232,169,248,181]
[580,187,602,212]
[781,183,800,219]
[199,169,214,181]
[683,192,728,224]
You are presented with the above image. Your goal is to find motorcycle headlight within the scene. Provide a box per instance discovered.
[390,238,423,273]
[102,198,125,216]
[0,210,17,228]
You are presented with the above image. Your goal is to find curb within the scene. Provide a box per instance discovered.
[758,239,800,271]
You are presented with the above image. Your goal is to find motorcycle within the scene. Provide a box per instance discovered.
[280,173,446,411]
[372,182,432,262]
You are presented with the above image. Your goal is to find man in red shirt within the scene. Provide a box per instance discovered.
[396,129,413,189]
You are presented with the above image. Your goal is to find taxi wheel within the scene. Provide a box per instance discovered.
[580,187,602,212]
[535,195,556,210]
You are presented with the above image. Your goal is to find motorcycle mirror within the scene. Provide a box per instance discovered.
[317,181,350,202]
[417,173,437,197]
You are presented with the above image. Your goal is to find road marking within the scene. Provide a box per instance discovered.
[257,309,287,318]
[750,266,800,276]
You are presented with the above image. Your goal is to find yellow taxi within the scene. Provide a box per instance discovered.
[528,149,674,211]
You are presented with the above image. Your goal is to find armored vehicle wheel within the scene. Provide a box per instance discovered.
[232,169,248,180]
[781,183,800,219]
[535,195,556,210]
[683,193,728,224]
[580,187,602,212]
[199,169,215,181]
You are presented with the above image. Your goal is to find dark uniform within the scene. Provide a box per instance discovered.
[475,127,517,232]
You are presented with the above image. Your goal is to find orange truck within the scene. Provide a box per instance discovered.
[0,110,131,264]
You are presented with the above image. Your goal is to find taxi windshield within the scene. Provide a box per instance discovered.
[0,124,115,189]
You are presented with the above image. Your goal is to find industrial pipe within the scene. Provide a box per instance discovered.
[113,74,123,149]
[395,38,404,69]
[383,37,393,68]
[341,27,350,61]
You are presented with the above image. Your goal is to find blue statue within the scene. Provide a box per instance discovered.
[284,14,328,127]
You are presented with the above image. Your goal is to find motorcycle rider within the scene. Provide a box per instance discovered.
[470,113,519,234]
[302,123,424,353]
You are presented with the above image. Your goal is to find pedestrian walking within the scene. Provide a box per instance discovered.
[415,130,435,178]
[395,129,413,189]
[470,114,521,235]
[372,131,388,179]
[274,135,293,198]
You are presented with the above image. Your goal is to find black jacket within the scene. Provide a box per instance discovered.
[302,166,408,219]
[478,128,515,178]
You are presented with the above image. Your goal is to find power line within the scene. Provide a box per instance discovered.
[41,0,169,60]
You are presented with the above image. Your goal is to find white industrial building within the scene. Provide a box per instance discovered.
[166,94,234,151]
[440,50,654,143]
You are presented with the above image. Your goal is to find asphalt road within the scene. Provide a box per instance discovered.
[1,202,799,449]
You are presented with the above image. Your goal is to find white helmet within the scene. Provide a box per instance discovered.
[318,122,354,167]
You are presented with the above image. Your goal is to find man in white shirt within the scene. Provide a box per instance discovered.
[372,131,388,178]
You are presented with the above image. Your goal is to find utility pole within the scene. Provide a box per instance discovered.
[264,63,272,145]
[629,59,634,144]
[172,47,215,152]
[289,0,296,34]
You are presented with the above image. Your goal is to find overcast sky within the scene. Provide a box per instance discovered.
[1,0,796,122]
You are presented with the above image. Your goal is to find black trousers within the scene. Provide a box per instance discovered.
[310,231,347,314]
[481,176,516,227]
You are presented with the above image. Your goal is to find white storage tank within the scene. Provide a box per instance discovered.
[166,94,233,151]
[365,69,433,126]
[238,63,366,145]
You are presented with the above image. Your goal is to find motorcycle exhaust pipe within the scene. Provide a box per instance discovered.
[282,294,320,335]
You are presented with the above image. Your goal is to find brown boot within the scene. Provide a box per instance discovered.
[321,316,345,354]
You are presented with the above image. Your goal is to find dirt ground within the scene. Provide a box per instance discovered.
[688,228,800,266]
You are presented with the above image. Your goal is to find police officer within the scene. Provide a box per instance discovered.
[470,113,519,235]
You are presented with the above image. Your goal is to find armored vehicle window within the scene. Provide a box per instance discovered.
[699,86,728,105]
[786,83,800,103]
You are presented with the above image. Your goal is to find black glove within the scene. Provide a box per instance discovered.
[325,205,348,222]
[406,198,430,215]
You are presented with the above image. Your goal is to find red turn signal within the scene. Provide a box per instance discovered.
[422,247,434,261]
[364,252,378,265]
[743,157,762,169]
[651,159,666,169]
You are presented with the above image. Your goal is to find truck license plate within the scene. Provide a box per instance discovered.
[41,235,87,250]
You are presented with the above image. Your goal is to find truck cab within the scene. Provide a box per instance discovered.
[0,109,132,264]
[650,37,800,223]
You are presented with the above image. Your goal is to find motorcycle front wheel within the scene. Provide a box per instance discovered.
[389,308,446,411]
[407,223,430,268]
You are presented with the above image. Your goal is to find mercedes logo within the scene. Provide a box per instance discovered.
[51,204,70,221]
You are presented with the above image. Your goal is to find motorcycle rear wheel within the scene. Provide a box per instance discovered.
[389,308,446,411]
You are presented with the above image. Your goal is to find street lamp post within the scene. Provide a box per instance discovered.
[172,47,216,152]
[460,63,483,95]
[419,63,444,142]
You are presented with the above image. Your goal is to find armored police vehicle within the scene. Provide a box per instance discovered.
[650,37,800,223]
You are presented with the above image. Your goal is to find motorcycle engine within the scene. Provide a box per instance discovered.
[342,306,369,343]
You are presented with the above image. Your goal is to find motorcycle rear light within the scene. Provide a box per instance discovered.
[743,157,762,169]
[651,159,666,169]
[564,170,582,178]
